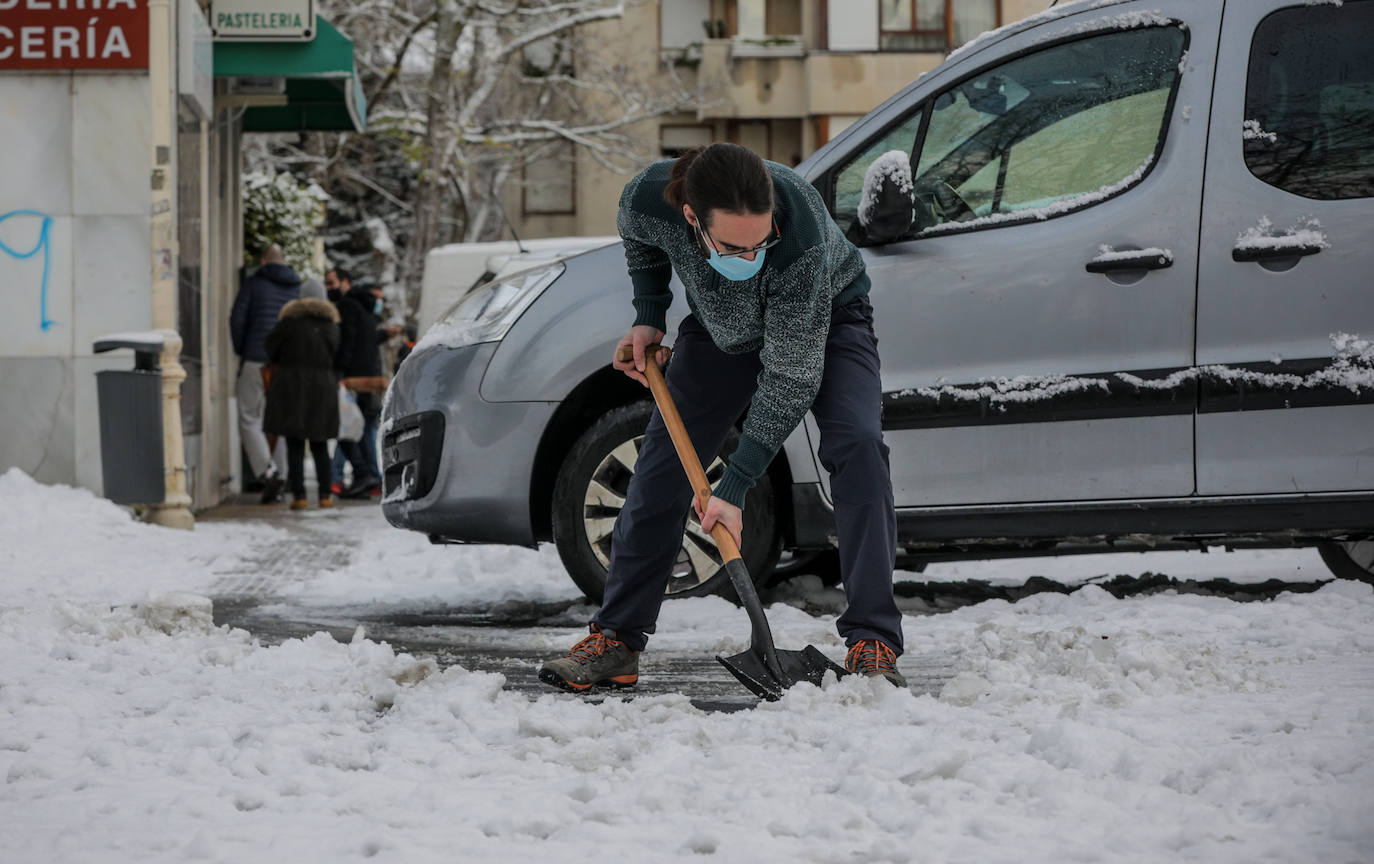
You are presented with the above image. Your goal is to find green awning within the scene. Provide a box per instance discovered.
[213,16,366,133]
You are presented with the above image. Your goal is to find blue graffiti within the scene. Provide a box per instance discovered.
[0,209,56,331]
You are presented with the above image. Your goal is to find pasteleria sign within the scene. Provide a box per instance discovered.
[0,0,149,70]
[210,0,315,41]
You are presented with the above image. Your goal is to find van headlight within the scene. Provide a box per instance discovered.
[417,262,564,351]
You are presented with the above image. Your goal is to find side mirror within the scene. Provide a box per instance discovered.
[855,151,917,244]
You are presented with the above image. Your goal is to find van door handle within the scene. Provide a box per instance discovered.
[1085,250,1173,273]
[1232,243,1323,263]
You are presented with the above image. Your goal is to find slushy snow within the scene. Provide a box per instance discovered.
[1,468,1371,862]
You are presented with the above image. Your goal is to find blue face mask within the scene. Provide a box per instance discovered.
[373,297,384,316]
[706,244,766,281]
[694,218,770,282]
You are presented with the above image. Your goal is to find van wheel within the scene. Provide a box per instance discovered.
[1318,540,1374,585]
[551,401,780,605]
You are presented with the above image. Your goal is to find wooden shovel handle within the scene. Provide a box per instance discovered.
[615,343,743,563]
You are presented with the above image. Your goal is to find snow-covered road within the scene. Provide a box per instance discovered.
[1,468,1370,863]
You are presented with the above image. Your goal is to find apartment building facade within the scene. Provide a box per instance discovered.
[513,0,1043,239]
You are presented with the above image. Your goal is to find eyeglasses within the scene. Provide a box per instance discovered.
[695,218,782,259]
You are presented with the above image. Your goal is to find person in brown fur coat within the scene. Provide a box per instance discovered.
[264,279,342,509]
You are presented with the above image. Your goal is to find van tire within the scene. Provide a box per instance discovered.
[1318,540,1374,585]
[551,401,779,604]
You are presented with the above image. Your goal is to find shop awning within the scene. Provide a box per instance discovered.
[213,16,366,133]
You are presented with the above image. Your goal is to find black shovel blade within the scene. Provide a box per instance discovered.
[716,644,848,702]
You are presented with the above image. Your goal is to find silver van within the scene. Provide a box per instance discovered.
[381,0,1374,599]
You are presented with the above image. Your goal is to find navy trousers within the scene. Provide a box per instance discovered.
[593,295,903,654]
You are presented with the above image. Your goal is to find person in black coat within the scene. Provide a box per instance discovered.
[263,282,341,510]
[333,280,393,498]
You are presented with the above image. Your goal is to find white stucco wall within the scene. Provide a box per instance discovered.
[0,72,152,494]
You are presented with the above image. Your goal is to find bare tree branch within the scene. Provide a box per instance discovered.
[366,10,439,113]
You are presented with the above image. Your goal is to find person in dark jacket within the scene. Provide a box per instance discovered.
[230,245,301,502]
[333,279,391,498]
[263,280,341,510]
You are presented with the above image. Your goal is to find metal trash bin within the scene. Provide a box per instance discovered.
[93,334,167,504]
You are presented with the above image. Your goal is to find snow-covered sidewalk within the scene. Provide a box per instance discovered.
[1,468,1371,862]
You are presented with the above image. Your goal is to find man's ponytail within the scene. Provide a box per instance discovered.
[663,145,706,210]
[662,143,772,225]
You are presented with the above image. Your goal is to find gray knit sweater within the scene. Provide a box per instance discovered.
[617,159,870,508]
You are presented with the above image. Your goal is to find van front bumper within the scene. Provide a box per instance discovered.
[381,342,555,545]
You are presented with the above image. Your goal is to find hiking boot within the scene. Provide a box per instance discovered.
[538,626,639,692]
[318,496,335,509]
[290,497,309,511]
[845,640,907,688]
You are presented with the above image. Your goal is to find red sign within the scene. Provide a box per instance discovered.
[0,0,149,70]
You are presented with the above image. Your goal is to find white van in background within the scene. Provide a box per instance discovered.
[415,236,619,335]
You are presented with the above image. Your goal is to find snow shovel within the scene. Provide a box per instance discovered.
[616,344,847,701]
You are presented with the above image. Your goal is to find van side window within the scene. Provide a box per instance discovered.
[898,25,1184,237]
[1244,1,1374,200]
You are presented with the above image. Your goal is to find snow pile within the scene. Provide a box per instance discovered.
[938,591,1262,708]
[1235,215,1330,253]
[2,472,1373,862]
[279,517,580,611]
[1243,119,1278,143]
[0,468,283,609]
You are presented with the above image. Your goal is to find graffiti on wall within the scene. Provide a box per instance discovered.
[0,209,56,331]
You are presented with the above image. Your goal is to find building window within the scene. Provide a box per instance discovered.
[661,0,712,49]
[880,0,997,52]
[523,141,576,215]
[661,125,715,158]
